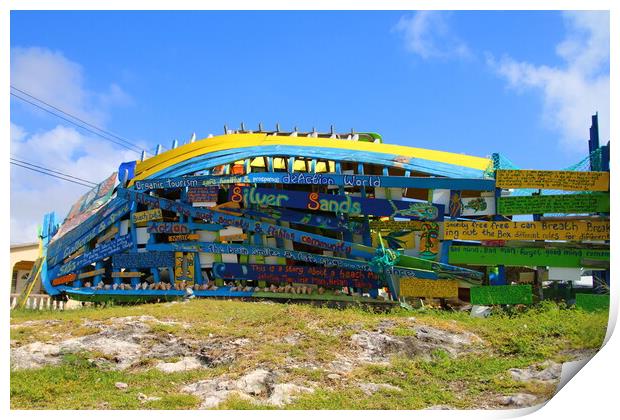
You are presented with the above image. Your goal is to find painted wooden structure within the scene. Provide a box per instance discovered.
[38,123,609,305]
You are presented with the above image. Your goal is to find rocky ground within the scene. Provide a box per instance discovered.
[10,299,605,410]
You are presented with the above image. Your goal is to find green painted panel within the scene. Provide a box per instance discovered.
[449,246,609,268]
[575,293,610,312]
[470,285,533,305]
[497,193,609,215]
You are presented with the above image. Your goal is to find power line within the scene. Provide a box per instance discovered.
[10,161,96,188]
[10,92,146,155]
[10,157,98,186]
[10,153,78,176]
[11,85,150,155]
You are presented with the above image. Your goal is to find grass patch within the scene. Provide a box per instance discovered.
[11,299,608,409]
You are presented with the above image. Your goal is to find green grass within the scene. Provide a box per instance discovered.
[11,299,608,409]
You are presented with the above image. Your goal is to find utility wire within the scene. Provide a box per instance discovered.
[10,161,96,188]
[11,92,145,154]
[11,85,149,154]
[9,157,98,186]
[10,153,80,177]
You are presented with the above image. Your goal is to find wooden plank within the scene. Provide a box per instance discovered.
[111,271,144,278]
[212,263,380,289]
[118,188,376,259]
[581,259,610,269]
[497,193,609,215]
[77,268,106,279]
[399,278,459,299]
[168,233,200,242]
[230,186,445,220]
[496,170,609,191]
[219,233,247,242]
[174,252,194,284]
[448,191,495,217]
[132,208,163,224]
[188,186,219,203]
[369,220,427,231]
[56,234,133,276]
[443,220,609,241]
[112,251,175,268]
[133,172,496,192]
[449,245,609,268]
[47,199,131,267]
[96,226,119,244]
[147,222,191,234]
[146,241,437,278]
[51,273,77,286]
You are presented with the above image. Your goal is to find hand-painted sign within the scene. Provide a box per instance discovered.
[51,273,77,286]
[132,208,163,224]
[495,170,609,191]
[229,186,444,220]
[448,245,610,268]
[118,188,376,258]
[47,198,131,266]
[399,278,459,299]
[168,233,200,242]
[147,222,191,234]
[443,220,609,241]
[77,268,106,279]
[397,254,483,281]
[369,220,428,231]
[174,252,194,284]
[133,173,495,192]
[112,251,175,268]
[146,241,435,279]
[51,172,117,241]
[371,222,441,261]
[57,234,133,276]
[111,271,144,278]
[470,285,533,305]
[212,263,381,289]
[244,207,366,234]
[449,191,495,217]
[188,186,219,203]
[497,193,610,215]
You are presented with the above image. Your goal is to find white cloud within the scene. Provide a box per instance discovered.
[394,11,471,60]
[10,47,138,244]
[10,123,138,244]
[489,11,609,151]
[11,46,131,126]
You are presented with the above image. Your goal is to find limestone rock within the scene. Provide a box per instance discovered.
[10,342,62,370]
[499,393,538,407]
[235,369,274,396]
[268,383,314,406]
[509,361,561,382]
[115,382,128,390]
[357,382,402,396]
[155,356,204,373]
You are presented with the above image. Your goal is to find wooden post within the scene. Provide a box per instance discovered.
[491,153,507,286]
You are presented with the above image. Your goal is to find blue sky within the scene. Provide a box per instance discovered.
[9,10,610,242]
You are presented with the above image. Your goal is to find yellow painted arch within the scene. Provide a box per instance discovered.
[131,133,491,184]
